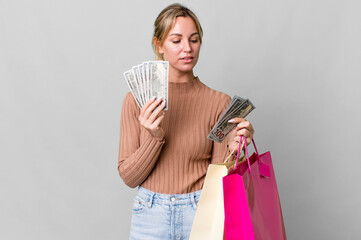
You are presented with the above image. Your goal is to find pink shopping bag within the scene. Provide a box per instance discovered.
[223,137,287,240]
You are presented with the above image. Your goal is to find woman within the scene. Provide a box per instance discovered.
[118,3,254,240]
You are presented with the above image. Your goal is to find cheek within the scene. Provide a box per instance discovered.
[164,47,181,61]
[168,45,182,54]
[193,45,201,55]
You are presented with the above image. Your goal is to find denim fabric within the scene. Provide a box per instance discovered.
[129,186,201,240]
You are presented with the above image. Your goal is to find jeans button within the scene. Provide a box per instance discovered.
[171,197,175,202]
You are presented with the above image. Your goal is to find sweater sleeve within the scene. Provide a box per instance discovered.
[117,92,165,188]
[210,94,235,164]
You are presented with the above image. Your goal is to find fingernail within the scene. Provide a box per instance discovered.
[151,96,156,101]
[228,119,235,123]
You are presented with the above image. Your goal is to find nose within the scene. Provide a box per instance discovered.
[183,40,192,53]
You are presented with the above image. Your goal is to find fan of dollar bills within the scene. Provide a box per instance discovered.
[123,61,169,110]
[207,96,256,143]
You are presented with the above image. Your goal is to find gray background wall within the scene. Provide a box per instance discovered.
[1,0,360,239]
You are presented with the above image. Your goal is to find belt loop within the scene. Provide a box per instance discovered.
[191,192,197,209]
[147,193,155,208]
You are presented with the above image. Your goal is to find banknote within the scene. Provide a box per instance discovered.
[207,96,255,143]
[123,61,169,110]
[218,96,246,124]
[142,62,150,100]
[123,70,142,108]
[149,61,169,110]
[132,66,145,106]
[138,64,146,101]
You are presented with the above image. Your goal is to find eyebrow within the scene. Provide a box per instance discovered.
[169,32,199,37]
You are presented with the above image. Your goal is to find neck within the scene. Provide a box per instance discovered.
[168,67,195,83]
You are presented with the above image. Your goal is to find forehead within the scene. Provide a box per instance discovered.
[168,16,198,36]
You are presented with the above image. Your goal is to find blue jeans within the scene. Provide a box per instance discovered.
[129,186,201,240]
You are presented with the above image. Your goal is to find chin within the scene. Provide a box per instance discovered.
[178,62,197,72]
[181,65,195,72]
[170,65,193,74]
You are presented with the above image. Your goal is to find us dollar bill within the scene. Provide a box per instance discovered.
[207,97,255,143]
[142,62,150,101]
[148,61,169,110]
[132,66,145,106]
[123,60,169,110]
[123,70,142,108]
[138,64,146,101]
[218,96,246,123]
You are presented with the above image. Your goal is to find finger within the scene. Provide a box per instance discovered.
[150,114,165,128]
[234,135,252,146]
[144,98,163,120]
[233,135,246,143]
[154,101,166,116]
[228,117,246,124]
[236,129,250,137]
[148,101,166,123]
[140,97,156,117]
[236,121,251,130]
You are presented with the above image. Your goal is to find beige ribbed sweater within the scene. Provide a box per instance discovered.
[118,77,232,194]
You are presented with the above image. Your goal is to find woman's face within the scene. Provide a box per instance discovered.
[158,17,201,74]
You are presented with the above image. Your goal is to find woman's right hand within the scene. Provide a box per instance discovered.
[138,97,166,141]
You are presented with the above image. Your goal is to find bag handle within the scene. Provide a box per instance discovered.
[234,136,251,173]
[251,139,263,164]
[223,137,262,171]
[251,138,271,178]
[223,144,238,163]
[231,137,271,178]
[223,140,245,163]
[252,139,259,157]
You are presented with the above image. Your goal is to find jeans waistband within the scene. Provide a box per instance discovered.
[136,186,201,208]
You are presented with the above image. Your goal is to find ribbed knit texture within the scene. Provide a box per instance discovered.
[118,77,232,194]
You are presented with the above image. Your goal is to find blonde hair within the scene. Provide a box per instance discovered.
[152,3,203,60]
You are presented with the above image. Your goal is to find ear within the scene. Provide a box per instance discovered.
[153,37,164,54]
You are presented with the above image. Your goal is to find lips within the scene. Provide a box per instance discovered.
[180,56,194,63]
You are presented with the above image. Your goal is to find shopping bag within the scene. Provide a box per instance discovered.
[189,154,243,240]
[223,137,287,240]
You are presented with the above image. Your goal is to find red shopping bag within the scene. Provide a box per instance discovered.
[223,137,287,240]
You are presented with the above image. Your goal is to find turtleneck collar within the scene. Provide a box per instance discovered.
[168,76,201,92]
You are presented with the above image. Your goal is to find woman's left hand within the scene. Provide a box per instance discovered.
[227,118,254,154]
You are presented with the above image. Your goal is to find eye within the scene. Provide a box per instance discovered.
[172,40,181,44]
[190,39,199,43]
